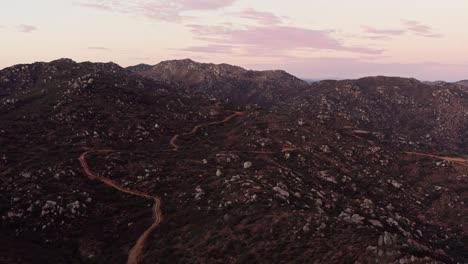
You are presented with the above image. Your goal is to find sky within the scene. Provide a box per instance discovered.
[1,0,468,81]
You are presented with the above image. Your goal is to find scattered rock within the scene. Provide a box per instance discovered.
[272,186,289,198]
[350,214,365,224]
[66,201,81,215]
[389,180,402,188]
[383,231,394,246]
[368,219,383,228]
[319,145,331,153]
[194,186,205,200]
[41,200,57,216]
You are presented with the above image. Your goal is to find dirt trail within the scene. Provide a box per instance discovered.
[404,151,468,168]
[224,146,298,155]
[169,135,179,151]
[169,111,299,155]
[170,111,245,150]
[78,111,246,263]
[281,146,299,152]
[79,151,162,264]
[79,111,300,263]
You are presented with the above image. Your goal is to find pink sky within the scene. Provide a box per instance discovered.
[1,0,468,81]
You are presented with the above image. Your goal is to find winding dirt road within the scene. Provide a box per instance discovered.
[404,151,468,168]
[223,146,298,155]
[78,110,301,263]
[170,111,245,150]
[79,150,163,264]
[79,111,245,263]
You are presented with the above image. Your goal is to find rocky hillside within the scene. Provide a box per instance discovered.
[292,77,468,151]
[129,59,309,107]
[455,80,468,87]
[1,59,467,264]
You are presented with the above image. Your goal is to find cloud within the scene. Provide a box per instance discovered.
[133,57,151,60]
[178,0,236,10]
[87,46,110,50]
[362,26,405,36]
[79,0,236,22]
[361,20,441,39]
[403,20,431,33]
[177,44,233,53]
[79,2,111,10]
[403,20,442,38]
[185,24,383,56]
[233,8,282,25]
[17,24,38,33]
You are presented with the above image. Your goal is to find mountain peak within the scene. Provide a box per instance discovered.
[128,59,308,106]
[154,58,246,73]
[50,58,76,63]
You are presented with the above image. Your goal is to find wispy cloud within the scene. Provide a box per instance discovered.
[178,44,233,53]
[403,20,432,33]
[87,46,110,50]
[361,20,441,39]
[403,20,442,38]
[179,0,236,10]
[133,57,152,61]
[17,24,38,33]
[362,26,405,36]
[233,8,282,25]
[79,0,236,22]
[185,24,383,56]
[177,7,382,57]
[79,2,111,10]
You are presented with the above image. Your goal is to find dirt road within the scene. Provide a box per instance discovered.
[78,110,299,263]
[170,111,245,150]
[79,151,162,264]
[404,151,468,168]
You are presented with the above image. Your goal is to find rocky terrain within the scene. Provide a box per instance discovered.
[1,59,467,264]
[133,59,309,107]
[455,80,468,88]
[296,77,468,151]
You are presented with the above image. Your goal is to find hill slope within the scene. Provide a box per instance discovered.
[292,77,468,151]
[0,59,467,264]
